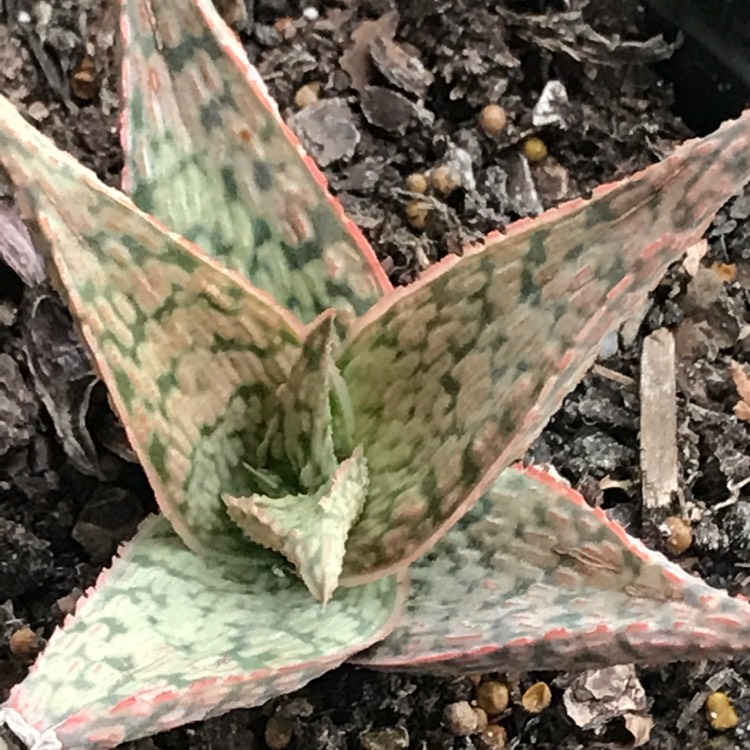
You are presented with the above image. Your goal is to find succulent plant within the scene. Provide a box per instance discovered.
[2,1,750,748]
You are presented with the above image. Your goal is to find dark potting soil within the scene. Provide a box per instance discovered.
[1,1,750,748]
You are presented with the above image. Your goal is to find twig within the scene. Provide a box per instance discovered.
[640,328,680,526]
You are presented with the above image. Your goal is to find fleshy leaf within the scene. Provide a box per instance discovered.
[2,516,406,750]
[353,465,750,673]
[339,109,750,582]
[226,449,369,603]
[120,0,391,322]
[260,310,339,492]
[0,93,306,559]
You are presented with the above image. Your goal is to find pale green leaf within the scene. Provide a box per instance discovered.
[259,310,339,492]
[121,0,391,322]
[3,516,405,749]
[226,449,369,602]
[339,111,750,582]
[355,465,750,671]
[0,93,304,559]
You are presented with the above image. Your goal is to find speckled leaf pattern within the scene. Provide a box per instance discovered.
[260,310,339,492]
[4,0,750,743]
[338,110,750,583]
[120,0,390,323]
[354,464,750,673]
[2,516,405,749]
[226,448,369,603]
[0,93,307,560]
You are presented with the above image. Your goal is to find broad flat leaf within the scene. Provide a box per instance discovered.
[1,516,406,750]
[338,110,750,582]
[353,465,750,673]
[0,93,308,559]
[226,449,369,603]
[120,0,391,322]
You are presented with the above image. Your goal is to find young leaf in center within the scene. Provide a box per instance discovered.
[225,450,368,603]
[224,311,367,602]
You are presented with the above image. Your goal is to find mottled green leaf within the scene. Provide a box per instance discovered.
[339,111,750,582]
[120,0,390,322]
[0,93,305,559]
[354,465,750,672]
[3,516,406,749]
[259,310,339,491]
[226,448,369,603]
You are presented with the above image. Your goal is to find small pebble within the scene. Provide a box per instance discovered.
[479,104,508,136]
[71,55,98,101]
[273,16,295,34]
[264,714,294,750]
[444,700,478,735]
[360,726,409,750]
[522,137,548,163]
[278,697,313,718]
[664,516,693,555]
[430,165,460,196]
[405,199,430,229]
[475,680,510,715]
[9,626,40,659]
[473,707,489,732]
[476,724,508,750]
[294,82,322,109]
[711,262,737,282]
[522,682,552,713]
[405,172,428,193]
[706,691,739,731]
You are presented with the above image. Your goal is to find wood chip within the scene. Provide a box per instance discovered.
[640,329,679,525]
[731,361,750,421]
[591,364,635,387]
[681,239,709,277]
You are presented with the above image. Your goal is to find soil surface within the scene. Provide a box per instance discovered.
[1,0,750,749]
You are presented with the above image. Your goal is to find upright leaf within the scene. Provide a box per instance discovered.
[259,310,339,491]
[2,517,406,750]
[226,449,369,603]
[120,0,391,322]
[0,93,306,559]
[354,465,750,672]
[339,110,750,582]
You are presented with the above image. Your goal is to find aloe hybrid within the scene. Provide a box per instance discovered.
[1,1,750,748]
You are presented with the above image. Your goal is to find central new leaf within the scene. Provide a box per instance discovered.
[226,449,369,603]
[222,309,368,601]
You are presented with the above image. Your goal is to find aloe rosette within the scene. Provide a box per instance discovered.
[1,1,750,748]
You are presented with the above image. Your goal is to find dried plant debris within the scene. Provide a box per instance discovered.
[359,85,420,134]
[341,10,433,99]
[0,354,37,456]
[562,665,649,733]
[502,7,677,66]
[22,292,100,477]
[288,98,361,166]
[731,361,750,421]
[397,4,519,103]
[640,329,679,526]
[0,209,44,286]
[532,80,573,129]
